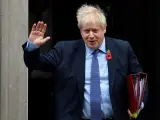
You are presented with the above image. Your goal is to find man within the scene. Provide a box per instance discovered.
[22,4,148,120]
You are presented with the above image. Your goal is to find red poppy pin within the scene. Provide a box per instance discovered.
[106,49,112,60]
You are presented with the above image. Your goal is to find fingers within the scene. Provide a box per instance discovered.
[32,23,36,31]
[36,21,41,31]
[39,21,44,31]
[30,21,48,37]
[42,23,47,33]
[128,109,131,115]
[42,36,51,44]
[138,107,142,113]
[35,21,47,33]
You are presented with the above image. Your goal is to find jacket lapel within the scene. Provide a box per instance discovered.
[73,37,118,107]
[105,37,118,95]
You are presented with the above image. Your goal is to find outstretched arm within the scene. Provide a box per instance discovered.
[22,21,62,72]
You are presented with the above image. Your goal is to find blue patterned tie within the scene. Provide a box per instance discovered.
[90,49,102,120]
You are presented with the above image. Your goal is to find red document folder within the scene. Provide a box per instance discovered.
[127,72,147,113]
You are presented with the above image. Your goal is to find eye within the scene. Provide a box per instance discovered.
[84,30,90,33]
[92,29,98,33]
[85,30,89,32]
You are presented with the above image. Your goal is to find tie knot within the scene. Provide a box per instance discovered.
[92,49,99,56]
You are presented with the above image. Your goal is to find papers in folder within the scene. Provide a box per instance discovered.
[127,72,147,114]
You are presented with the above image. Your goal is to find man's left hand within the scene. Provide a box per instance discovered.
[128,102,144,119]
[128,107,142,119]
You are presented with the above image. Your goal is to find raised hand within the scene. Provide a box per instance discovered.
[29,21,51,46]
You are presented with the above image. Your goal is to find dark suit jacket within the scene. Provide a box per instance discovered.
[22,37,148,120]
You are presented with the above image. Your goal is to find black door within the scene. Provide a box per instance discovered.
[29,1,158,120]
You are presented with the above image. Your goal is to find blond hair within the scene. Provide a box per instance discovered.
[76,4,107,28]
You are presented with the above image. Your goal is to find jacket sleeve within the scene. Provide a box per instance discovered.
[22,41,63,72]
[127,41,148,106]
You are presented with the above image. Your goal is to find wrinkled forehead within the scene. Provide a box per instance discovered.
[81,22,102,30]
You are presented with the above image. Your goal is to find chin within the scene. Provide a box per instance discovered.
[86,42,99,49]
[88,45,98,49]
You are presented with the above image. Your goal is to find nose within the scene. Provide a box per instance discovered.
[89,31,94,38]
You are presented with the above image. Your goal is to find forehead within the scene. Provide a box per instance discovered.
[81,22,102,30]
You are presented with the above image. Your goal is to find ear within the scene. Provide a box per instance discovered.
[80,29,83,36]
[103,26,106,33]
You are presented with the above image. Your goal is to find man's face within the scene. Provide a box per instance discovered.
[80,23,106,49]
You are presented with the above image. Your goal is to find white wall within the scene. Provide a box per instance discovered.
[0,0,28,119]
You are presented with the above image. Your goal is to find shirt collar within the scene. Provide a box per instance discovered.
[85,38,106,57]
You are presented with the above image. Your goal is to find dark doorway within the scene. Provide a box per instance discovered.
[29,0,157,120]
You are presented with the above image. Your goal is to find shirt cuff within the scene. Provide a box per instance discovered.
[26,40,39,51]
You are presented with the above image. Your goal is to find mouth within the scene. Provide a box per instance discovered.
[89,40,96,43]
[89,40,96,44]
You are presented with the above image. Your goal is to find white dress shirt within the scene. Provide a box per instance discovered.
[82,38,113,119]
